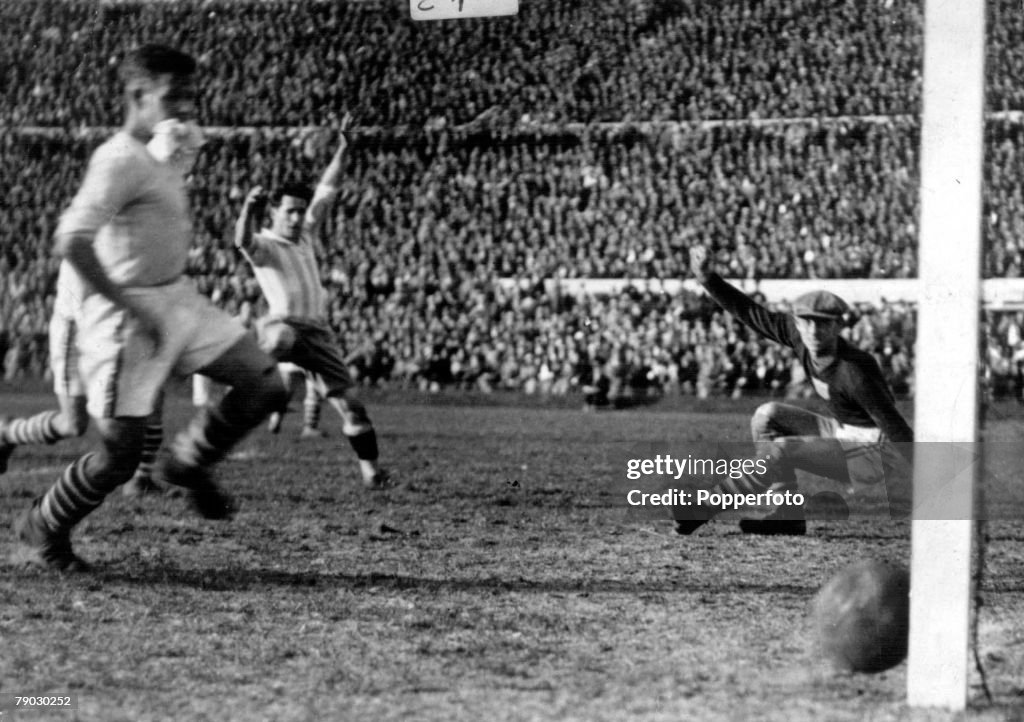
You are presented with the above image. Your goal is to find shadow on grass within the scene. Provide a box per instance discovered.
[67,565,825,596]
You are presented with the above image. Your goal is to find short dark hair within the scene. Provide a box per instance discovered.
[119,44,196,85]
[272,183,314,205]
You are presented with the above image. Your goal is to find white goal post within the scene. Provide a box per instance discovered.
[907,0,984,710]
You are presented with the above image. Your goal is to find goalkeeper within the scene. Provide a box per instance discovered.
[676,246,913,536]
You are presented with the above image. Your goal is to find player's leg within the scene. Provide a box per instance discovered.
[192,374,217,408]
[0,395,89,474]
[258,323,299,434]
[0,312,90,473]
[275,321,386,487]
[738,402,852,493]
[735,405,853,535]
[677,404,846,536]
[12,416,146,570]
[12,416,147,571]
[748,402,849,531]
[749,401,829,443]
[745,434,853,491]
[268,363,302,434]
[159,333,286,514]
[300,372,326,438]
[10,295,162,570]
[121,391,165,497]
[738,432,904,531]
[674,433,849,536]
[324,391,385,486]
[145,291,285,515]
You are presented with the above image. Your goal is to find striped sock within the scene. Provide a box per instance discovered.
[303,396,322,431]
[133,421,163,481]
[39,455,107,531]
[2,410,64,445]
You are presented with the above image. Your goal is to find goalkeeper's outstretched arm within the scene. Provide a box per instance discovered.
[689,245,796,348]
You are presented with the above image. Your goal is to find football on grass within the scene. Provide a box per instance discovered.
[812,560,910,673]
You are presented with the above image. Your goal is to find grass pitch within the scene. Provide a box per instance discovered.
[1,389,1023,721]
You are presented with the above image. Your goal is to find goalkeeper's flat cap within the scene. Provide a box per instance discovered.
[792,290,851,321]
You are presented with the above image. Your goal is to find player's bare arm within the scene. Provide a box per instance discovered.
[234,185,268,250]
[317,113,353,191]
[56,233,162,351]
[304,112,353,239]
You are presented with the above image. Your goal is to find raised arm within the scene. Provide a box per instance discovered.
[304,113,353,235]
[690,245,796,347]
[234,185,268,252]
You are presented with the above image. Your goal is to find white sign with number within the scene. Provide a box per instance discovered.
[411,0,518,21]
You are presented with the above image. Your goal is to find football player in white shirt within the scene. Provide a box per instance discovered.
[10,44,287,571]
[0,116,203,492]
[234,118,386,488]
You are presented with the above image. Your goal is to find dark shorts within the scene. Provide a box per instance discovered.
[258,317,353,397]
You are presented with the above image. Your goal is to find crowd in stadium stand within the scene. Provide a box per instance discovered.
[2,0,927,127]
[4,0,1024,399]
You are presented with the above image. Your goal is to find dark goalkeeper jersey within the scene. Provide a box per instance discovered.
[702,273,913,443]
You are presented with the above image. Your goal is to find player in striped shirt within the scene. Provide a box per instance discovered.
[10,44,287,571]
[674,246,914,536]
[234,119,386,488]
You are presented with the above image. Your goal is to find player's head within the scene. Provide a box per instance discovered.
[269,183,313,242]
[120,44,197,136]
[792,290,850,357]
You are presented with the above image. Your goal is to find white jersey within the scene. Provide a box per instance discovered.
[240,184,337,322]
[56,130,192,287]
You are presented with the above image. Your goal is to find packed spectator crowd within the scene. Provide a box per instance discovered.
[3,0,1024,398]
[2,0,928,128]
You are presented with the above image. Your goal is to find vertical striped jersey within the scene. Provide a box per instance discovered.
[240,184,337,322]
[56,131,191,287]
